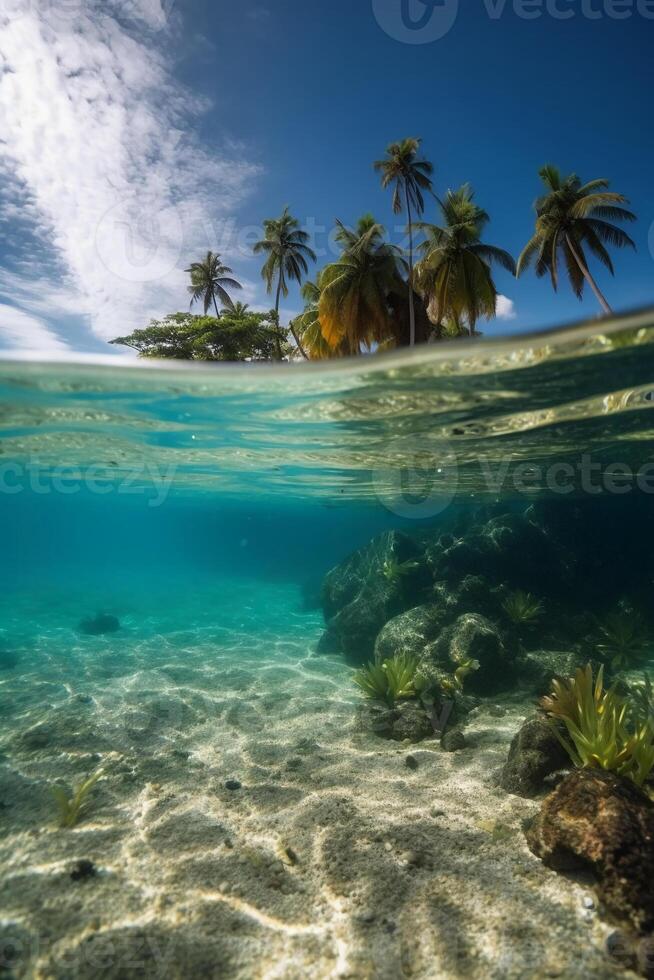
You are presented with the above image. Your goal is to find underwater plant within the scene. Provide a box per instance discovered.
[629,673,654,730]
[502,590,544,624]
[353,661,392,704]
[540,664,654,788]
[441,657,481,695]
[596,610,650,672]
[51,769,104,829]
[381,557,420,584]
[453,657,480,691]
[353,652,421,706]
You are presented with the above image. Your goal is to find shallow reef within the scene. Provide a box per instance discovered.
[319,498,654,973]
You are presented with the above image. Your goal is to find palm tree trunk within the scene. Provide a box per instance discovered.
[274,273,309,361]
[405,185,416,347]
[274,277,283,360]
[289,322,309,360]
[565,233,612,315]
[213,295,220,318]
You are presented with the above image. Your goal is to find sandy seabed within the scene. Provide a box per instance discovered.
[0,597,638,980]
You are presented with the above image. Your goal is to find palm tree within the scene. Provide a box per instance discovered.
[253,206,317,359]
[186,252,241,317]
[319,215,405,355]
[414,184,515,336]
[517,166,636,314]
[227,301,251,319]
[374,138,434,347]
[293,273,348,359]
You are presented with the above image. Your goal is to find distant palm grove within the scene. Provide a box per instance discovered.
[111,139,637,361]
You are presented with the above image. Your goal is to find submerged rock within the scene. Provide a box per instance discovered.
[355,699,434,743]
[70,859,97,882]
[391,701,434,743]
[0,648,19,671]
[373,604,445,664]
[526,769,654,934]
[518,650,585,696]
[430,613,507,694]
[499,713,570,797]
[78,614,121,636]
[441,729,466,752]
[320,531,429,663]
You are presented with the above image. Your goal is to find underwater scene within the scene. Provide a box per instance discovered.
[5,310,654,980]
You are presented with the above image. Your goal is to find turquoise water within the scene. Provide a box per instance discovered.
[2,309,654,979]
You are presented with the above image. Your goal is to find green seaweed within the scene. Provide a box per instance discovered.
[353,652,422,706]
[51,769,104,828]
[353,661,392,703]
[381,557,419,584]
[596,610,650,672]
[453,657,480,691]
[541,664,654,788]
[502,590,544,624]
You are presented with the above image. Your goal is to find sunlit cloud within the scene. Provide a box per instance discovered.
[0,1,261,347]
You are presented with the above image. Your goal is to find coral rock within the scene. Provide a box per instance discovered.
[526,768,654,934]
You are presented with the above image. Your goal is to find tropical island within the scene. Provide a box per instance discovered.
[110,139,637,361]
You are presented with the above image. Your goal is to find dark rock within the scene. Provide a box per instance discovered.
[441,730,466,752]
[78,614,121,636]
[500,713,570,797]
[391,701,433,743]
[526,769,654,934]
[224,780,242,791]
[320,531,429,663]
[429,613,508,694]
[428,511,573,600]
[518,650,585,697]
[355,699,434,743]
[355,702,397,739]
[70,860,97,882]
[405,755,419,770]
[0,649,19,671]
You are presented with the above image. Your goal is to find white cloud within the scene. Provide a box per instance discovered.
[496,295,517,321]
[0,302,69,351]
[0,2,260,346]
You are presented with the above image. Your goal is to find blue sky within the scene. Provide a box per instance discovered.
[0,0,652,355]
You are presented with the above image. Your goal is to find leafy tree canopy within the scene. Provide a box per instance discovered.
[110,311,286,362]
